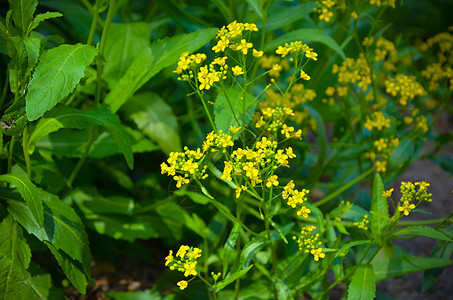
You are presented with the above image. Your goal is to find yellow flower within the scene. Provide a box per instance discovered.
[272,64,282,71]
[375,160,387,173]
[165,250,174,266]
[177,280,188,290]
[232,65,244,76]
[311,248,326,261]
[174,175,190,188]
[351,11,358,19]
[266,175,279,188]
[235,185,247,198]
[297,205,311,218]
[176,245,190,258]
[382,188,394,198]
[236,39,253,55]
[212,36,229,52]
[374,138,387,152]
[229,125,241,133]
[253,49,263,57]
[300,70,311,80]
[398,200,416,216]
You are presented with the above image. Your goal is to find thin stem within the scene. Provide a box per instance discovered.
[87,0,100,46]
[22,125,31,178]
[7,136,15,173]
[196,89,217,131]
[0,64,9,109]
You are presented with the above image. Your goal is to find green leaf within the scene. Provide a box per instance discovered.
[223,223,241,276]
[10,36,40,80]
[103,22,151,87]
[389,138,414,167]
[69,189,135,215]
[6,189,91,275]
[337,240,371,257]
[274,277,294,300]
[104,27,217,113]
[423,234,453,291]
[27,12,63,34]
[46,243,87,294]
[9,0,37,36]
[370,173,389,242]
[347,265,376,300]
[266,3,316,31]
[264,28,346,60]
[122,92,181,154]
[0,215,39,299]
[372,255,453,281]
[214,88,257,132]
[27,273,51,300]
[106,290,161,300]
[245,0,263,19]
[1,96,27,137]
[393,226,452,241]
[28,107,134,169]
[214,265,253,292]
[25,43,98,121]
[0,173,43,227]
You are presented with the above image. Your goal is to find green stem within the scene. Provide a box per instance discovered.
[398,218,453,226]
[67,126,98,187]
[0,64,9,109]
[86,0,100,46]
[7,136,15,173]
[314,167,375,207]
[196,89,217,131]
[22,125,31,178]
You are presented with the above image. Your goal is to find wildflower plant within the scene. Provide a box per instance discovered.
[0,0,452,299]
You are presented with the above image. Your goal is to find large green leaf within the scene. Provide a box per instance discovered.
[214,265,253,292]
[6,189,91,275]
[223,223,241,276]
[27,273,51,300]
[0,215,39,300]
[104,27,217,113]
[122,92,181,153]
[46,243,87,294]
[274,277,293,300]
[28,107,134,169]
[69,189,134,215]
[0,173,43,227]
[389,138,414,167]
[8,0,37,36]
[347,265,376,300]
[25,43,98,121]
[214,88,257,133]
[370,173,389,242]
[103,22,151,88]
[10,36,40,80]
[264,28,346,60]
[393,226,452,241]
[372,255,453,281]
[266,3,316,31]
[423,229,453,291]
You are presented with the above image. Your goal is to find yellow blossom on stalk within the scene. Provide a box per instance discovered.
[415,115,429,133]
[297,206,311,218]
[398,200,416,216]
[165,245,202,290]
[236,39,253,54]
[374,138,387,152]
[198,65,220,90]
[351,11,358,19]
[370,0,396,8]
[374,37,398,64]
[383,188,394,198]
[364,111,391,131]
[314,0,336,23]
[161,147,207,188]
[300,70,311,80]
[229,125,241,133]
[375,160,387,173]
[212,36,230,52]
[232,65,244,76]
[353,215,370,230]
[253,49,263,57]
[272,64,282,71]
[202,130,234,152]
[332,54,372,92]
[384,74,426,106]
[266,175,279,188]
[293,225,324,261]
[397,181,432,217]
[177,280,188,290]
[235,185,247,198]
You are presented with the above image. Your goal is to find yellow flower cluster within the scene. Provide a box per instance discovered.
[202,130,235,152]
[213,21,260,55]
[259,55,290,77]
[255,106,302,139]
[364,111,391,131]
[369,0,395,8]
[165,245,202,290]
[353,214,369,230]
[174,52,207,78]
[332,53,373,93]
[161,147,207,188]
[275,41,318,61]
[221,137,296,187]
[398,181,432,216]
[282,180,311,217]
[365,136,399,173]
[314,0,336,23]
[321,85,348,105]
[293,225,325,261]
[384,74,427,106]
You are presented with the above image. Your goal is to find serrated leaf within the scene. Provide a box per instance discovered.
[25,43,98,121]
[0,173,43,227]
[46,243,87,293]
[370,173,389,242]
[266,3,316,31]
[104,27,217,113]
[347,265,376,300]
[372,255,453,281]
[27,273,52,299]
[214,265,253,292]
[28,107,134,169]
[214,88,257,132]
[6,189,91,275]
[264,28,346,60]
[223,223,241,276]
[389,138,414,167]
[28,12,62,34]
[122,92,181,154]
[103,22,151,88]
[0,215,39,299]
[393,226,452,241]
[9,0,37,36]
